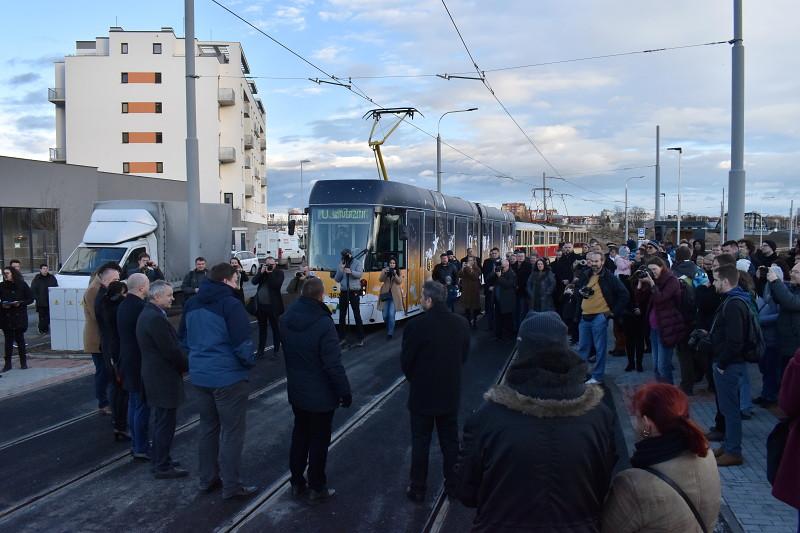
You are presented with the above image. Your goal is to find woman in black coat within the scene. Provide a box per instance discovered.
[1,267,34,371]
[229,257,250,303]
[99,281,130,440]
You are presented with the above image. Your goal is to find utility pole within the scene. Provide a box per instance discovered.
[655,125,661,222]
[625,176,645,241]
[727,0,746,240]
[790,200,795,249]
[721,188,726,242]
[667,147,683,242]
[533,173,553,222]
[184,0,201,269]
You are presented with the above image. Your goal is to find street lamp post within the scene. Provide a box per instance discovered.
[300,159,311,206]
[437,107,478,193]
[667,147,683,242]
[624,176,645,241]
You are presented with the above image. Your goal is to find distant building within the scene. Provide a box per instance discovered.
[501,202,529,220]
[48,26,268,228]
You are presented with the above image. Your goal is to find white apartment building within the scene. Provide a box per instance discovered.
[49,26,268,228]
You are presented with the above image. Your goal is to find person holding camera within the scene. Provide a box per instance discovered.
[573,252,629,384]
[252,257,285,358]
[433,253,459,312]
[287,265,313,305]
[378,257,404,340]
[482,248,503,330]
[127,252,164,283]
[635,257,687,385]
[494,259,517,339]
[334,249,365,347]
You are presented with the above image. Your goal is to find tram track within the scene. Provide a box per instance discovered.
[420,345,517,533]
[219,375,408,533]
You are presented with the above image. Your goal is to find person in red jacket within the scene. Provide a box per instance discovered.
[635,256,686,385]
[772,347,800,530]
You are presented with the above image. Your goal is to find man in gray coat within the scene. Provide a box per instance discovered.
[334,248,365,346]
[136,281,189,478]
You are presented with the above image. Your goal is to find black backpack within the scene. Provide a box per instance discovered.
[677,276,696,327]
[723,295,766,363]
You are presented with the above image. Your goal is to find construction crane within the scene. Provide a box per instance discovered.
[362,108,421,181]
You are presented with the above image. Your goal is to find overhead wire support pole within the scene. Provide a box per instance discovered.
[727,0,746,240]
[185,0,202,269]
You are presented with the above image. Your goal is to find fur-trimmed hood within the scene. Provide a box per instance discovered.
[485,382,604,418]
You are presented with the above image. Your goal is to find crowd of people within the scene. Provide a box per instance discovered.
[3,233,800,531]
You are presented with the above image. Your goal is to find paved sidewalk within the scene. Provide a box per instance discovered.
[0,355,93,400]
[607,349,796,533]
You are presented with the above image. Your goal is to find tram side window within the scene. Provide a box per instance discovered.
[370,210,406,270]
[535,231,543,245]
[455,217,468,259]
[493,221,503,252]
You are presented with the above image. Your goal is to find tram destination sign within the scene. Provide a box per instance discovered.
[316,207,371,222]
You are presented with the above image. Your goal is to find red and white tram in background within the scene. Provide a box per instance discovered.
[514,222,589,259]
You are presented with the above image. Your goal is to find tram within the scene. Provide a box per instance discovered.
[513,222,561,258]
[306,179,514,323]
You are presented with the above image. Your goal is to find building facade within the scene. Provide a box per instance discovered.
[49,26,268,227]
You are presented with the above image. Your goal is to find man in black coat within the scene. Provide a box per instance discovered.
[252,256,285,358]
[552,242,583,311]
[30,264,58,334]
[181,257,207,302]
[281,277,351,503]
[136,280,189,478]
[117,273,150,460]
[481,247,502,330]
[401,280,470,502]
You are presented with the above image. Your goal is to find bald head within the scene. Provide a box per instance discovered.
[126,273,150,299]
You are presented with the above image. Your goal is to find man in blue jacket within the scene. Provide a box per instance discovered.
[281,277,352,503]
[179,262,256,499]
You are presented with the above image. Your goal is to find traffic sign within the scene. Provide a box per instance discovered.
[637,227,646,238]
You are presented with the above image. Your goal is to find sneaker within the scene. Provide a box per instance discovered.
[704,430,724,442]
[716,453,743,467]
[132,452,151,462]
[585,378,601,385]
[587,355,597,364]
[386,334,393,341]
[624,364,634,372]
[307,488,336,503]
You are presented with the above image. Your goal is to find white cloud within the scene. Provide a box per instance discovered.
[312,45,350,63]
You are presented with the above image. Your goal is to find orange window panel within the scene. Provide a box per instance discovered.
[127,72,157,83]
[127,102,157,113]
[127,132,158,143]
[128,162,159,173]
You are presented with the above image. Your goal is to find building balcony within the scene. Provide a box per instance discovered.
[219,146,236,163]
[48,88,65,103]
[218,88,236,106]
[243,101,251,117]
[259,137,266,150]
[245,183,254,198]
[261,178,267,188]
[244,134,253,150]
[49,147,66,162]
[244,156,251,169]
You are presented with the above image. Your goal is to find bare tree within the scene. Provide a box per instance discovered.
[629,206,648,228]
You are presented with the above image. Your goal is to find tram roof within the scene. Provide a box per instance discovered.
[308,179,513,222]
[515,221,560,232]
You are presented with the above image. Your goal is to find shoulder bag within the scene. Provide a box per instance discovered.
[638,466,708,533]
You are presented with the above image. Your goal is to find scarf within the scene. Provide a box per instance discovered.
[630,430,689,468]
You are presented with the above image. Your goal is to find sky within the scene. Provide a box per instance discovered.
[1,0,798,218]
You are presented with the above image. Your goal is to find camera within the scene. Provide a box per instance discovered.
[688,328,712,354]
[341,250,353,268]
[386,267,395,278]
[147,261,155,268]
[576,259,587,266]
[295,272,303,278]
[636,268,652,280]
[578,286,595,299]
[265,263,274,272]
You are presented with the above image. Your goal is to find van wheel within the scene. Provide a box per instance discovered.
[250,265,257,275]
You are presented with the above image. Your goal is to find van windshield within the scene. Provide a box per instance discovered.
[308,207,373,271]
[60,247,125,275]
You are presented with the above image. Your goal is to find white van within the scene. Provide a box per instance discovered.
[255,230,304,267]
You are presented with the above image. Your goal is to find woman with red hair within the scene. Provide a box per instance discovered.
[602,383,720,533]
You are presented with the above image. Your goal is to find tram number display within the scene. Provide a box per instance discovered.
[316,208,371,222]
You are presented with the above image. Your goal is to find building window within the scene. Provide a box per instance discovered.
[155,132,163,143]
[122,132,129,143]
[155,102,162,113]
[123,162,130,174]
[155,72,162,84]
[122,102,129,113]
[156,162,163,173]
[153,43,162,54]
[121,72,128,83]
[224,193,233,205]
[121,43,128,54]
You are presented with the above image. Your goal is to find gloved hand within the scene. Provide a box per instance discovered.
[340,394,353,408]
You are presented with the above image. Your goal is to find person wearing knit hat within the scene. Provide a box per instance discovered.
[455,341,616,530]
[736,258,752,273]
[517,311,568,353]
[757,240,779,269]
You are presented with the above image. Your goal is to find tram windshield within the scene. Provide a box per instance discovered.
[308,206,373,271]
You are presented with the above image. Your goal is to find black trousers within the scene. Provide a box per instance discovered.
[338,291,364,340]
[257,306,281,354]
[3,329,26,366]
[37,306,50,333]
[409,411,459,493]
[153,407,178,472]
[289,406,335,491]
[623,317,645,368]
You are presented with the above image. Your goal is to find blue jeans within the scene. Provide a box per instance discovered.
[739,368,753,413]
[382,298,396,336]
[91,354,110,409]
[446,287,457,313]
[127,391,151,455]
[578,315,608,381]
[759,345,782,402]
[713,362,745,456]
[650,329,674,384]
